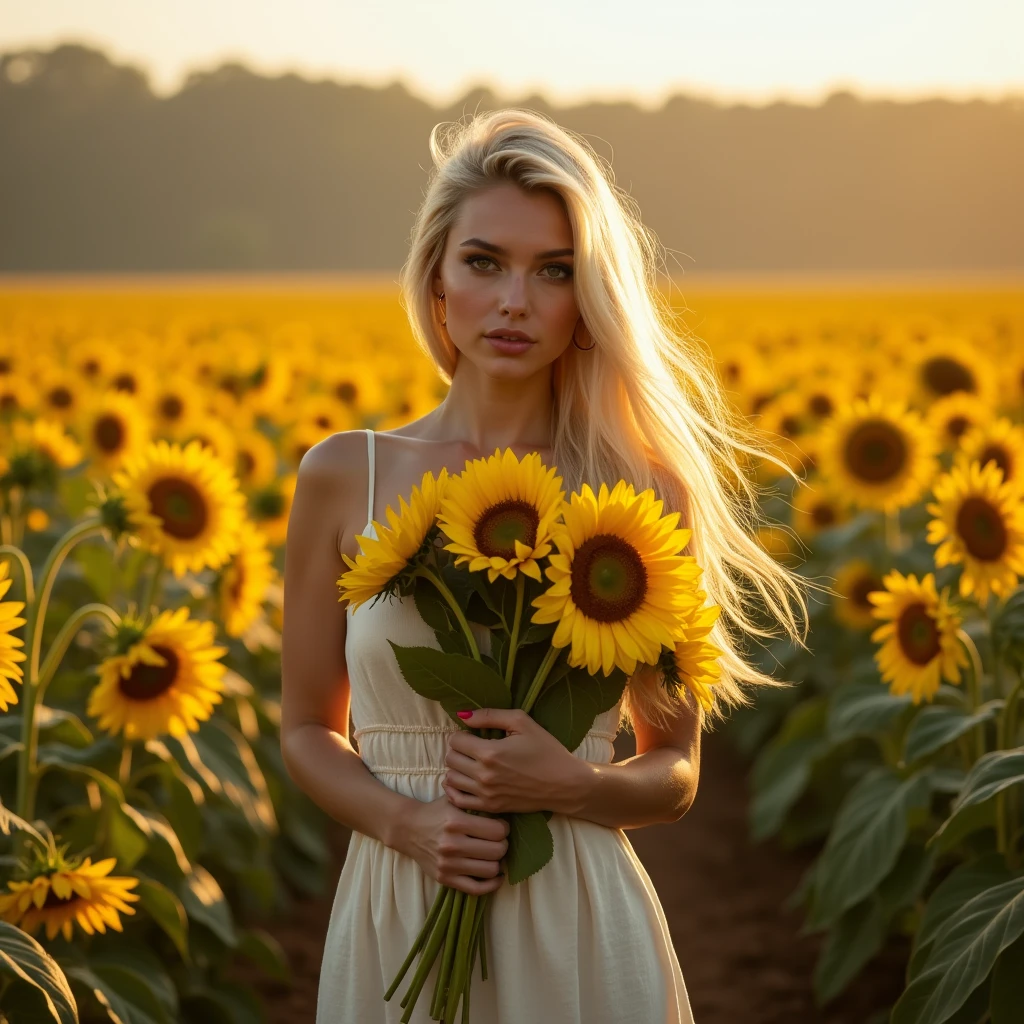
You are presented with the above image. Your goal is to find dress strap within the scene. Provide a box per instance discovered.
[365,428,375,527]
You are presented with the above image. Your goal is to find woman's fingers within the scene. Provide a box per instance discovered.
[455,809,509,843]
[453,835,509,862]
[449,873,505,896]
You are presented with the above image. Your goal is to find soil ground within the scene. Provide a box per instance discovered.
[239,728,909,1023]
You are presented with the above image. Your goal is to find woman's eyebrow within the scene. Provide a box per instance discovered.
[459,237,574,259]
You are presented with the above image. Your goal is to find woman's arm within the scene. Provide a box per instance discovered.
[279,432,412,849]
[442,692,701,831]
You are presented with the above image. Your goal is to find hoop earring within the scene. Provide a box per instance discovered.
[571,321,595,351]
[436,291,446,326]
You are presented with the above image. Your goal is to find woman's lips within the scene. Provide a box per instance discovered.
[486,336,535,355]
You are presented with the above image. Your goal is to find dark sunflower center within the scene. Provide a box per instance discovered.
[843,419,908,483]
[569,533,648,623]
[335,381,358,405]
[49,387,73,409]
[315,415,330,429]
[850,575,881,609]
[1,393,19,411]
[113,373,137,393]
[809,394,833,418]
[0,358,10,374]
[780,415,802,438]
[160,395,184,420]
[922,357,975,396]
[83,359,100,376]
[237,450,255,477]
[955,495,1007,561]
[94,414,125,453]
[147,477,209,540]
[897,603,941,665]
[472,500,539,559]
[946,415,970,439]
[811,502,836,527]
[229,564,245,605]
[118,643,180,701]
[978,445,1010,479]
[253,491,285,519]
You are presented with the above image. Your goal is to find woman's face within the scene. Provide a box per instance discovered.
[432,183,581,377]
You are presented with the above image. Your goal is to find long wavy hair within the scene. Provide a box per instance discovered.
[398,107,810,734]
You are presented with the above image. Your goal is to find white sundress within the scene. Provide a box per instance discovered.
[316,427,696,1023]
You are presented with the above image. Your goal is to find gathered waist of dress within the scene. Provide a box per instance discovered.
[353,722,618,776]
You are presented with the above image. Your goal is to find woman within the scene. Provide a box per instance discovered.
[281,109,807,1023]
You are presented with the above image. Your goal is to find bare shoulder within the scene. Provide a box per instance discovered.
[292,429,370,558]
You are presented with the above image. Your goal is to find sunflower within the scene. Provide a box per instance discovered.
[925,391,994,452]
[67,336,117,384]
[338,467,449,611]
[150,373,204,437]
[87,606,227,741]
[659,599,725,713]
[909,335,997,408]
[1,417,83,490]
[34,366,86,426]
[249,472,296,547]
[791,480,850,541]
[323,358,383,416]
[0,559,27,710]
[179,414,238,470]
[0,374,40,419]
[817,393,937,512]
[0,845,139,942]
[925,460,1024,604]
[112,439,245,578]
[104,356,159,406]
[530,481,703,677]
[867,570,968,705]
[217,518,277,638]
[79,391,152,475]
[438,448,565,584]
[233,427,278,489]
[754,391,813,480]
[832,559,885,630]
[955,417,1024,495]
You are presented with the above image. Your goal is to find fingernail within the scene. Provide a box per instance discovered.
[457,710,473,719]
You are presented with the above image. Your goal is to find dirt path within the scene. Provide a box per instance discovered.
[240,728,908,1022]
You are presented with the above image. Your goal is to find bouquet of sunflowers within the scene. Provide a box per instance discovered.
[337,448,722,1024]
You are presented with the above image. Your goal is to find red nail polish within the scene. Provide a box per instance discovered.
[457,710,473,719]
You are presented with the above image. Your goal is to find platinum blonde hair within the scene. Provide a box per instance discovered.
[398,108,809,734]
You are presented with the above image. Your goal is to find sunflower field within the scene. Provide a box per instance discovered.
[0,281,1021,1024]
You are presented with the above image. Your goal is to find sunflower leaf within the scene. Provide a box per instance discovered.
[903,702,1002,765]
[992,586,1024,674]
[179,864,237,948]
[387,644,512,716]
[930,749,1024,846]
[135,875,190,963]
[0,921,79,1024]
[503,811,554,885]
[529,664,627,754]
[413,576,455,632]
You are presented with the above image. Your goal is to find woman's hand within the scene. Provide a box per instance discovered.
[442,708,588,815]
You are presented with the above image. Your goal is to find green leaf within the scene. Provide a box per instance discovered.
[118,805,191,878]
[749,734,828,841]
[135,876,189,963]
[807,767,932,930]
[413,577,455,632]
[179,981,265,1024]
[0,796,47,844]
[236,927,290,983]
[176,720,277,833]
[992,586,1024,674]
[64,962,170,1024]
[904,703,1001,765]
[910,853,1014,976]
[529,663,627,753]
[991,930,1024,1023]
[891,875,1024,1024]
[827,683,912,744]
[387,644,511,718]
[84,944,177,1022]
[179,864,236,948]
[504,811,554,885]
[931,749,1024,844]
[0,921,79,1024]
[813,896,888,1005]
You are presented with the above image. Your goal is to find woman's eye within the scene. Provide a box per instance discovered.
[544,264,572,280]
[466,255,493,270]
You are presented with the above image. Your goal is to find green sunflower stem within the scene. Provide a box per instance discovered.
[412,567,480,661]
[504,572,526,687]
[995,678,1022,867]
[883,507,904,552]
[399,885,456,1021]
[957,628,987,763]
[36,603,120,703]
[519,644,564,715]
[0,544,35,605]
[16,518,106,822]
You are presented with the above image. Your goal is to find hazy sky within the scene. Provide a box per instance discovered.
[3,0,1022,107]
